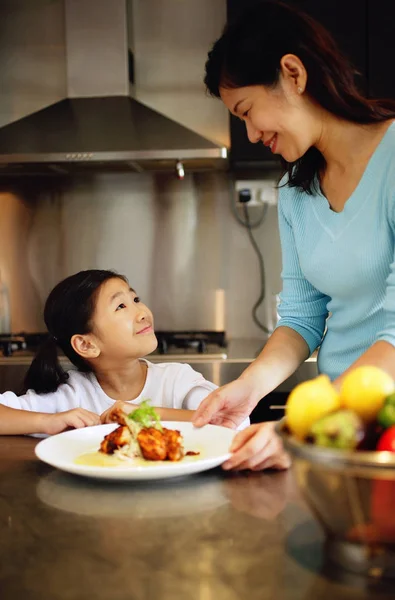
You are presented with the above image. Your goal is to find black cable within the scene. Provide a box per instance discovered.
[241,203,273,335]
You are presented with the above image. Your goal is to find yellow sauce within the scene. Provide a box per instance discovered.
[75,449,202,468]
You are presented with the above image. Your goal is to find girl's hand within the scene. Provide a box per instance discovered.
[192,378,259,429]
[43,409,100,435]
[222,422,291,471]
[100,402,135,424]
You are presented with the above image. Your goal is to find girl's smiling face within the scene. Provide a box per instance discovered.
[84,277,158,361]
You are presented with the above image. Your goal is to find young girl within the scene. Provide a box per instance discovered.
[0,269,290,471]
[0,269,249,436]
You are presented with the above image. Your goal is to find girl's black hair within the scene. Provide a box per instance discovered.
[23,269,127,394]
[205,1,395,193]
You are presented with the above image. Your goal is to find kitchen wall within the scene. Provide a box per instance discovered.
[0,0,66,128]
[0,0,283,340]
[24,170,282,340]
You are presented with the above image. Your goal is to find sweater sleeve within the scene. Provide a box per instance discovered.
[275,188,329,355]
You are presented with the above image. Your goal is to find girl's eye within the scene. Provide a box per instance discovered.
[133,296,141,303]
[116,303,127,311]
[242,109,250,118]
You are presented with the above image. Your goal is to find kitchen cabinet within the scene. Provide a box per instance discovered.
[368,0,395,99]
[283,1,367,95]
[226,0,279,167]
[226,0,371,167]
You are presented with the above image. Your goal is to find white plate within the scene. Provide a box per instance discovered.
[35,422,236,481]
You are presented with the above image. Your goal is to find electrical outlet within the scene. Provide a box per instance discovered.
[258,182,278,206]
[235,180,277,206]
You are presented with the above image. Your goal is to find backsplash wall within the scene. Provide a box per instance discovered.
[8,171,282,340]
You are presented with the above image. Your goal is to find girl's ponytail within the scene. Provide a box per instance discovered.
[22,336,69,394]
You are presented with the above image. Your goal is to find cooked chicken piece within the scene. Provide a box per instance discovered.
[137,427,167,461]
[100,425,132,455]
[108,406,127,426]
[163,428,185,461]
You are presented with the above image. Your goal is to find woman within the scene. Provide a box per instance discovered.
[193,0,395,470]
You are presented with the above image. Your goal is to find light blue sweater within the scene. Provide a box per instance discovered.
[276,122,395,381]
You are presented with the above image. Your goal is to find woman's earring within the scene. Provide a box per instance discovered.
[297,86,303,94]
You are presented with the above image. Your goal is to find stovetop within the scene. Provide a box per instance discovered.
[0,331,228,359]
[0,333,50,357]
[152,331,227,359]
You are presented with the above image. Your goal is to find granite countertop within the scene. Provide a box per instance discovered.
[1,437,393,599]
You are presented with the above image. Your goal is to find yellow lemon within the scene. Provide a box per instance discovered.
[340,366,395,422]
[286,374,340,439]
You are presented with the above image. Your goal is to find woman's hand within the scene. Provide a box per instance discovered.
[192,378,259,429]
[222,422,291,471]
[43,408,100,435]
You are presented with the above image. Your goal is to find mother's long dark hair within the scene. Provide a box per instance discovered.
[205,1,395,193]
[23,269,127,394]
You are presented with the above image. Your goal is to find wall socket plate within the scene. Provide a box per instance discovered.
[235,180,278,206]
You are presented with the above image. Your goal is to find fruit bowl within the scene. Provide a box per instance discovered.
[276,418,395,579]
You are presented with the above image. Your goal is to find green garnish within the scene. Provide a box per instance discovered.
[128,400,162,431]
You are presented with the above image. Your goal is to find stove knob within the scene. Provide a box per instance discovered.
[197,340,206,353]
[158,339,168,354]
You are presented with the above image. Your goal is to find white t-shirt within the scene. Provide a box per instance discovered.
[0,359,249,428]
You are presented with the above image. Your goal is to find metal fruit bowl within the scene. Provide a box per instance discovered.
[276,419,395,579]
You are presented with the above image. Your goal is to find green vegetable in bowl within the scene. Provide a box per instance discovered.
[377,392,395,429]
[127,400,162,431]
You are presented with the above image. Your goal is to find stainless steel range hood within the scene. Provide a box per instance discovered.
[0,0,227,176]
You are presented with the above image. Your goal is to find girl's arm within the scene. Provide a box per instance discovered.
[100,403,194,424]
[0,404,100,435]
[155,407,194,421]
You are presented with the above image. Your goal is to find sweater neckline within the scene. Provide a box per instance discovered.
[310,121,395,238]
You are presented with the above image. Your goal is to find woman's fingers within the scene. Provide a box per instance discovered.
[230,425,262,452]
[222,422,291,472]
[193,391,224,427]
[225,444,272,471]
[209,414,239,429]
[251,453,292,472]
[223,424,271,469]
[194,379,258,429]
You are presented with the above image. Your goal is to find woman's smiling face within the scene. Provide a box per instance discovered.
[220,57,319,163]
